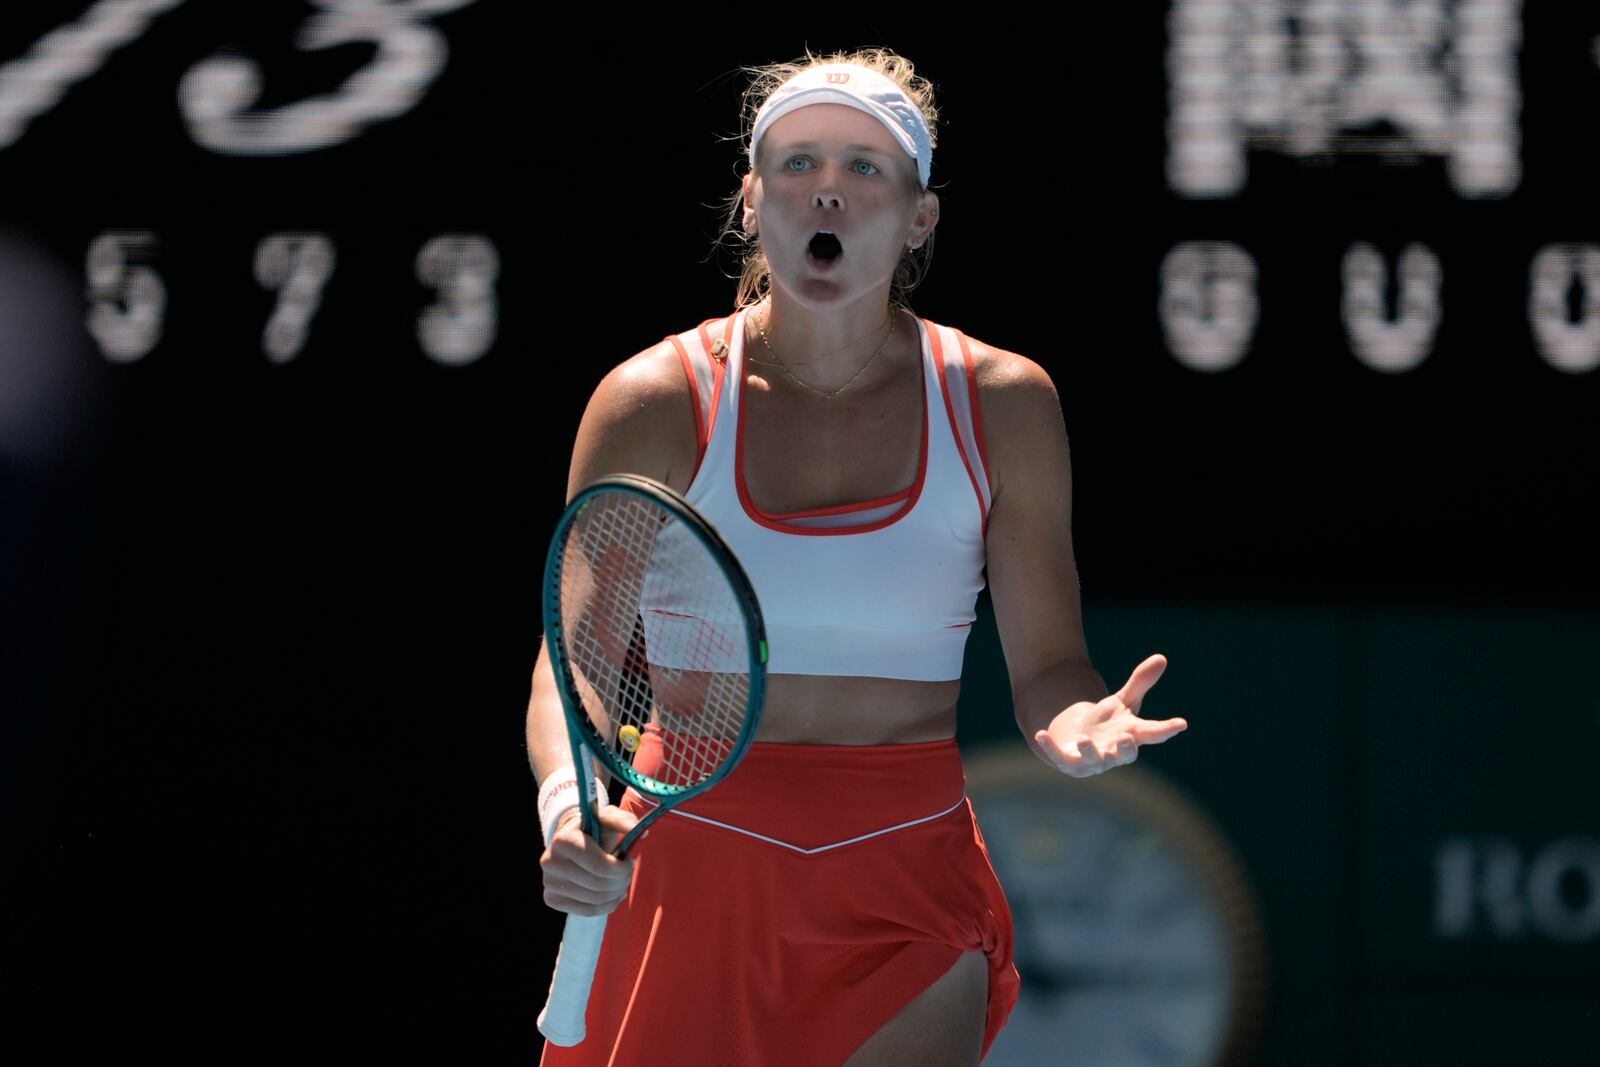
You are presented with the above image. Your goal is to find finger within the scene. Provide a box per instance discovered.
[1075,736,1105,770]
[542,852,634,893]
[597,803,640,829]
[1134,717,1189,744]
[598,814,642,849]
[543,890,627,918]
[584,847,638,880]
[1107,737,1136,767]
[551,803,620,847]
[543,858,632,897]
[1117,653,1169,709]
[550,875,633,912]
[552,833,638,879]
[599,827,629,853]
[1035,730,1082,774]
[1034,730,1066,765]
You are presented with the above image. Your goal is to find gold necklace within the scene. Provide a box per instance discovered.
[752,308,897,399]
[746,305,891,368]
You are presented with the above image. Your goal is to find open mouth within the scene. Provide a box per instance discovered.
[807,231,843,264]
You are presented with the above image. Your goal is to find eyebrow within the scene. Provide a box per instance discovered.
[774,141,896,155]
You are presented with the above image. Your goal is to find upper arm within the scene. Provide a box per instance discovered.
[533,342,696,770]
[974,344,1093,693]
[565,339,699,502]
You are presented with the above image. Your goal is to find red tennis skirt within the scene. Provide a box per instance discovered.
[538,726,1020,1066]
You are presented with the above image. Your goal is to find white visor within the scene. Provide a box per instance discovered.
[749,64,932,190]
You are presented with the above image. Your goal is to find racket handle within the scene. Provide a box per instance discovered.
[537,912,608,1046]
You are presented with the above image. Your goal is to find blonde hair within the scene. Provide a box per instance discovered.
[715,47,941,311]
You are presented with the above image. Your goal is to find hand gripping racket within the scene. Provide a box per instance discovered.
[536,474,767,1046]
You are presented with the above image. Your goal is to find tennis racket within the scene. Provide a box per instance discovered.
[536,474,767,1047]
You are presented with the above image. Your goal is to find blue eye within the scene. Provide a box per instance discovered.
[784,156,810,172]
[853,160,880,176]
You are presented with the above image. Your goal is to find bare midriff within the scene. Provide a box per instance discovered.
[753,674,960,744]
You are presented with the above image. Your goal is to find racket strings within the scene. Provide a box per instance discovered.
[559,493,752,790]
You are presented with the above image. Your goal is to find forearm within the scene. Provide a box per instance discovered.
[526,639,599,788]
[1013,655,1109,763]
[526,639,613,844]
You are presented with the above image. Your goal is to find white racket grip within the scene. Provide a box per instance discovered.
[537,911,608,1046]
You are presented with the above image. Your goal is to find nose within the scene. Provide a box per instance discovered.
[811,159,846,211]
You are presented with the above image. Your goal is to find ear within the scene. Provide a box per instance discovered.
[741,172,758,236]
[909,189,940,249]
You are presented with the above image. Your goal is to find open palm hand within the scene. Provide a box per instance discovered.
[1033,653,1188,778]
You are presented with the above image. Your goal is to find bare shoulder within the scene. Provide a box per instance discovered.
[965,335,1061,408]
[568,336,699,498]
[961,335,1068,502]
[586,337,692,423]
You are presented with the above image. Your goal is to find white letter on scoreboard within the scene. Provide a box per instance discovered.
[1528,245,1600,374]
[1166,0,1522,198]
[1342,243,1442,373]
[1159,242,1258,371]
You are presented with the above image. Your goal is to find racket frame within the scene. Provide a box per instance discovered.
[540,472,768,858]
[537,474,766,1047]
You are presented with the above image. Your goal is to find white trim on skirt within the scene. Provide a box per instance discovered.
[624,790,969,856]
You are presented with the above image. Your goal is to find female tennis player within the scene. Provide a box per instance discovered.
[527,48,1189,1065]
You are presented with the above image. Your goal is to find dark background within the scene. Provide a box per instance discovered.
[2,3,1595,1063]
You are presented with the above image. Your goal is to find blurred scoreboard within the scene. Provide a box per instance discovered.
[3,6,1598,1065]
[0,1,1595,604]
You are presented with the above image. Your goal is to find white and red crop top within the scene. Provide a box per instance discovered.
[651,306,993,682]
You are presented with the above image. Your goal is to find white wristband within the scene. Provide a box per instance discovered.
[538,765,607,847]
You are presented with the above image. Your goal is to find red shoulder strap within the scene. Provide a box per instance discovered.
[664,314,735,484]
